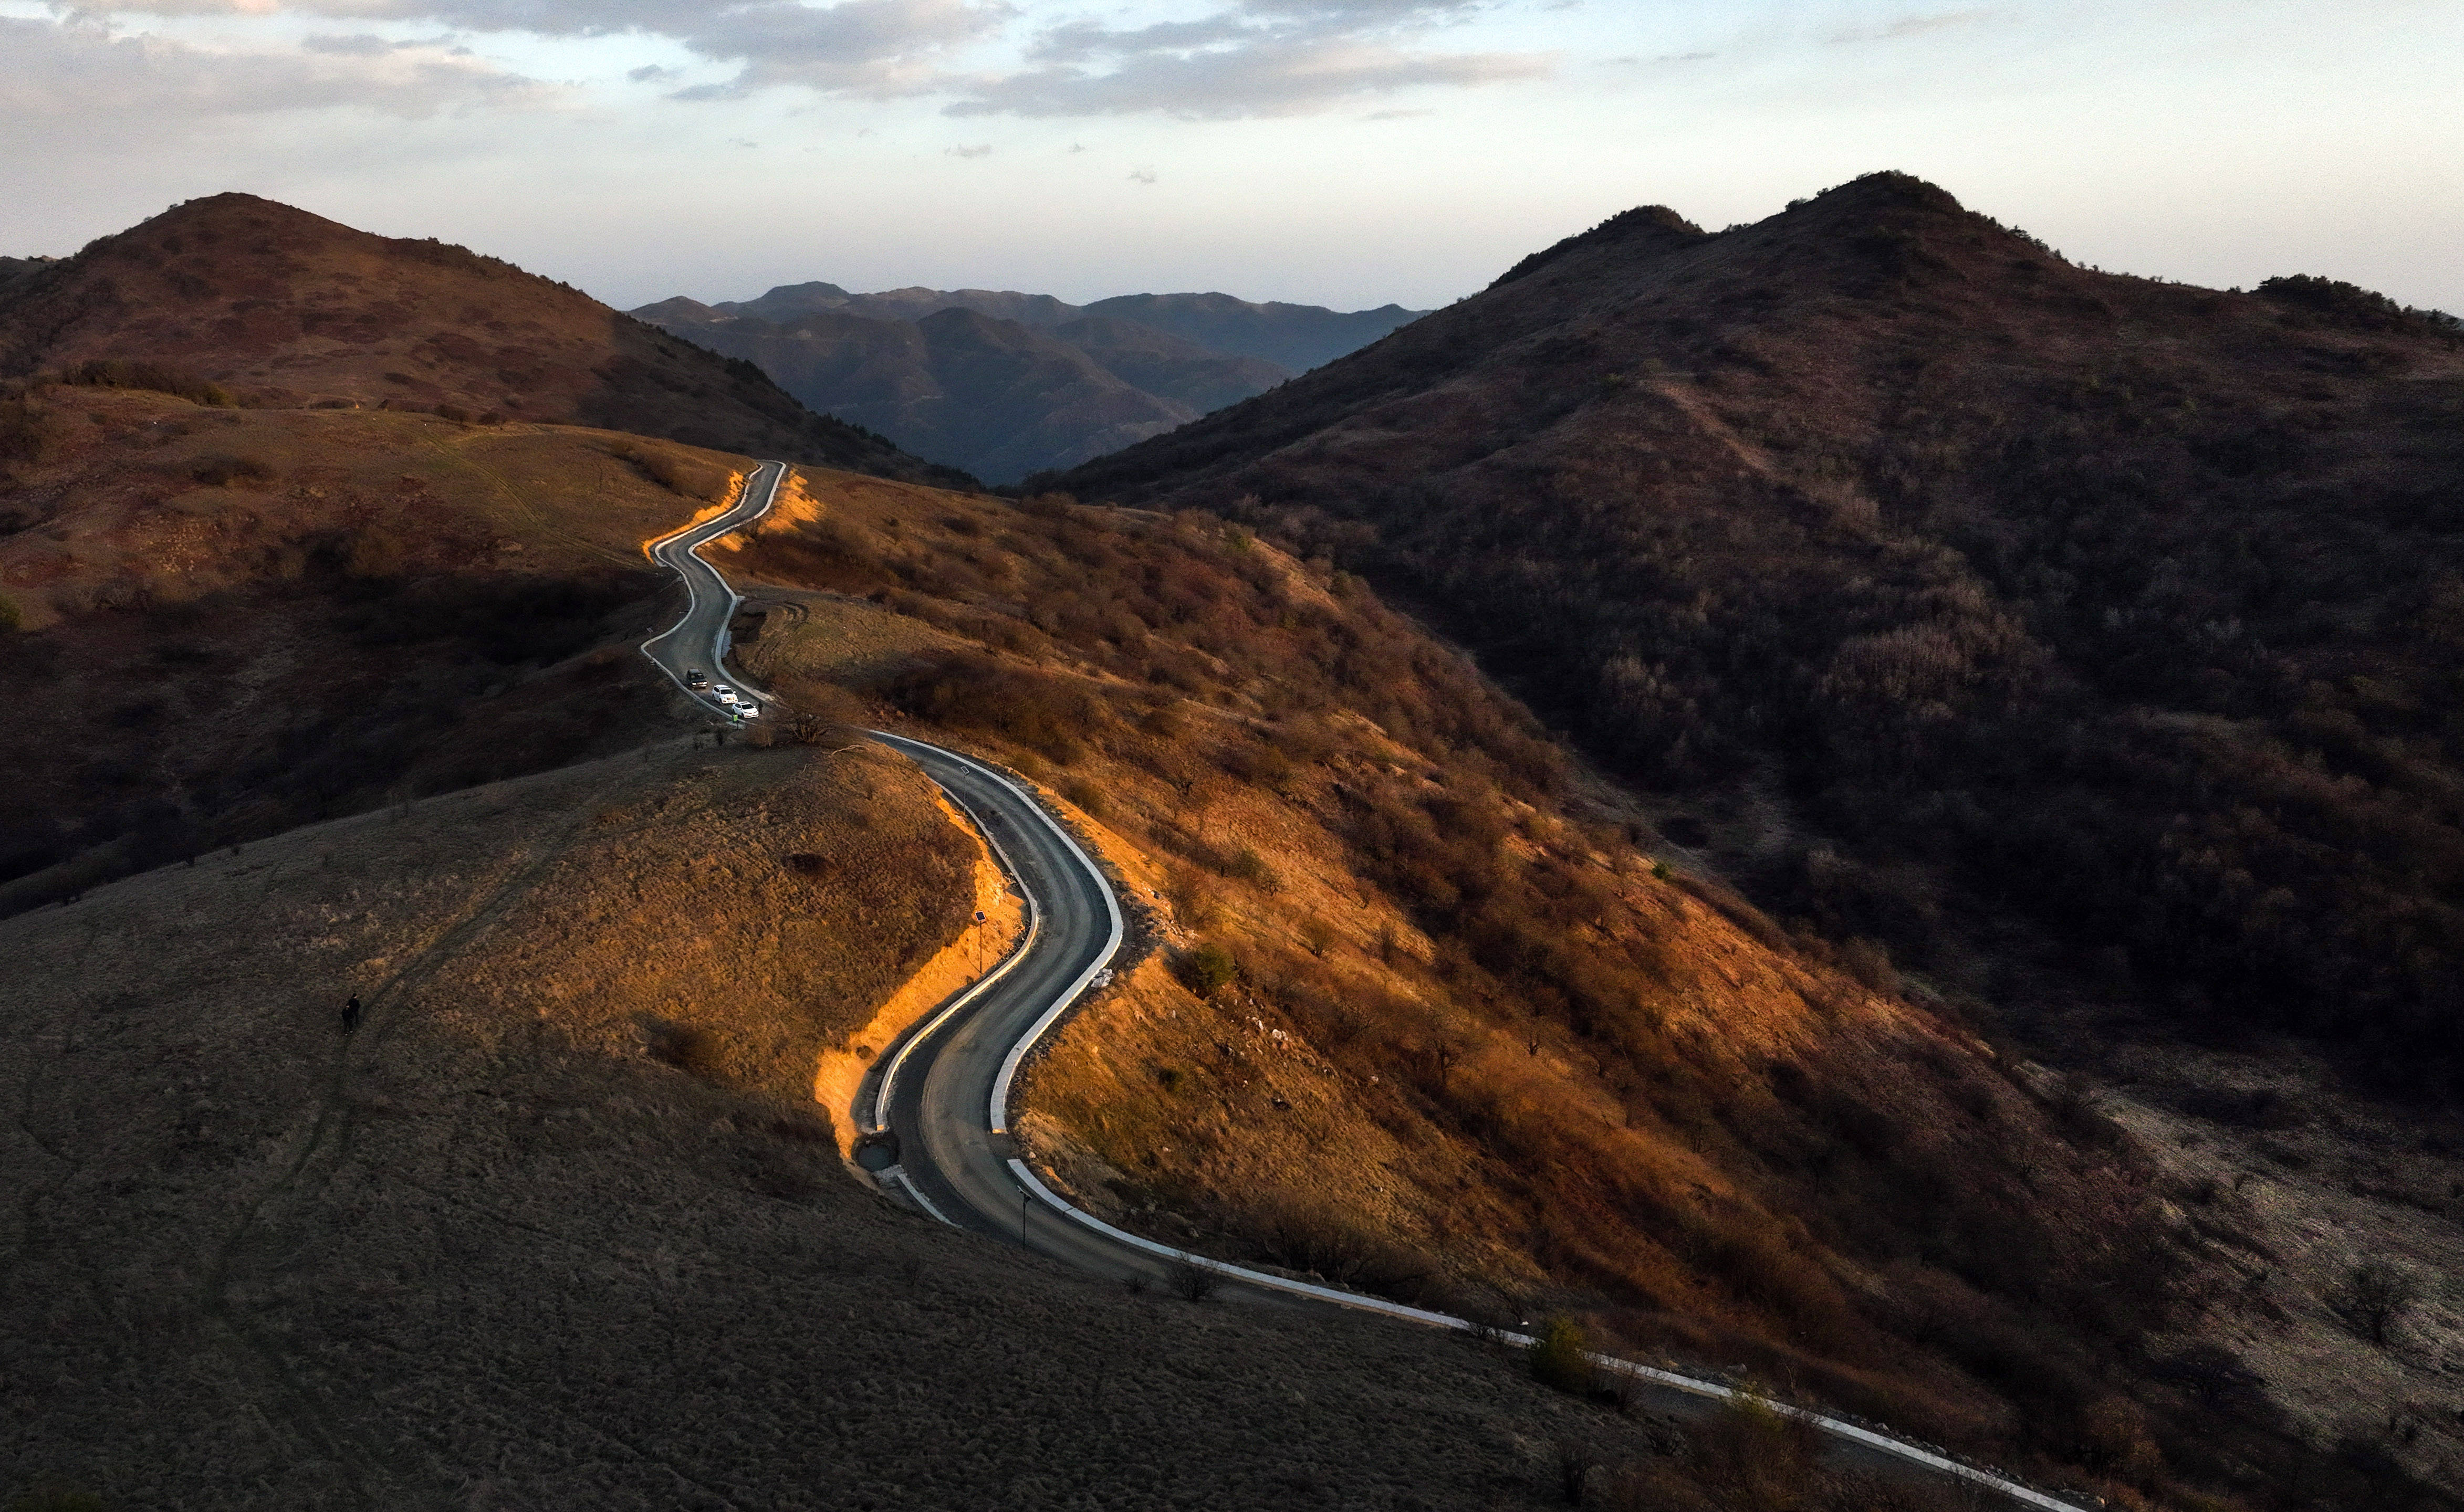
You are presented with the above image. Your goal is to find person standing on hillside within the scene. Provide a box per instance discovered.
[342,994,362,1033]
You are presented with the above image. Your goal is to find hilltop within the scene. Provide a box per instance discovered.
[678,279,1424,370]
[0,194,965,486]
[1050,171,2464,1099]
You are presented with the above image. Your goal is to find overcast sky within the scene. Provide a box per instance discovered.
[2,1,2458,314]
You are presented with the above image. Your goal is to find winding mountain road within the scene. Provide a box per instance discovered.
[640,458,784,716]
[644,463,2091,1512]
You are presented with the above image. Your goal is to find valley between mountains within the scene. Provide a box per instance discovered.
[3,180,2460,1512]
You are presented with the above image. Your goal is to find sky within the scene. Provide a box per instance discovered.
[2,1,2459,315]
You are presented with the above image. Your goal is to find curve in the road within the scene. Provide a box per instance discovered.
[640,459,785,716]
[644,464,2094,1512]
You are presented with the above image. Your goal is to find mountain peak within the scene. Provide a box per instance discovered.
[1490,203,1708,288]
[1803,170,1966,218]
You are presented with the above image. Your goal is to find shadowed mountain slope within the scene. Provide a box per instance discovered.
[0,194,966,486]
[633,301,1213,482]
[1080,290,1429,371]
[0,379,777,908]
[1046,313,1289,413]
[631,281,1427,481]
[1049,171,2464,1094]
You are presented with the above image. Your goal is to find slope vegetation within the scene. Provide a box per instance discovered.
[4,742,1735,1510]
[0,193,961,485]
[0,379,765,908]
[711,475,2442,1509]
[1052,172,2464,1097]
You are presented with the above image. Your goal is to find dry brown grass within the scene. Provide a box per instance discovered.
[0,740,1708,1510]
[0,192,955,480]
[715,470,2259,1506]
[0,386,741,628]
[0,386,786,911]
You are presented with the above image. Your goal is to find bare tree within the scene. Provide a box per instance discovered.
[1164,1258,1219,1302]
[2338,1260,2421,1347]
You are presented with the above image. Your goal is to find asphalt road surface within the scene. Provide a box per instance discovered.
[636,466,2090,1512]
[639,458,782,718]
[848,736,2084,1511]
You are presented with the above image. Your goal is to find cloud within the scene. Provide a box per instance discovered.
[97,0,1015,97]
[948,37,1550,119]
[944,141,990,156]
[0,14,545,124]
[954,0,1543,118]
[59,0,1548,119]
[1127,165,1156,184]
[1825,10,1991,45]
[299,32,406,55]
[663,0,1014,97]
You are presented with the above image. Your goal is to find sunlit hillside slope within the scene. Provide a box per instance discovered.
[710,472,2446,1510]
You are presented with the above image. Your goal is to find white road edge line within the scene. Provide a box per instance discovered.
[637,460,786,707]
[862,774,1044,1139]
[1006,1150,2086,1509]
[861,730,1127,1136]
[650,476,2092,1512]
[953,759,2088,1511]
[880,1166,954,1226]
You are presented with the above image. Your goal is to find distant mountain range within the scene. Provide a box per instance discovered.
[630,285,1427,482]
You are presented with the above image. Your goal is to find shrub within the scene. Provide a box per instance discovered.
[2335,1260,2420,1347]
[1680,1398,1822,1507]
[1299,918,1336,957]
[1528,1315,1592,1393]
[875,654,1098,765]
[1182,942,1237,997]
[57,358,231,406]
[191,454,275,488]
[1221,845,1279,891]
[0,593,20,634]
[1164,1258,1219,1300]
[1166,873,1221,931]
[0,393,45,464]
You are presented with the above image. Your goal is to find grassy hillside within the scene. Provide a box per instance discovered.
[0,381,762,908]
[0,193,965,485]
[714,474,2452,1510]
[2,739,1949,1511]
[1049,172,2464,1102]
